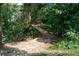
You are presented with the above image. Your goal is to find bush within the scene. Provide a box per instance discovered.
[53,31,79,49]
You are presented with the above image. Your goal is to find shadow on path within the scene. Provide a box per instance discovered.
[0,45,49,56]
[0,46,28,56]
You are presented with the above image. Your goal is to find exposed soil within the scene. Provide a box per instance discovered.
[0,37,52,56]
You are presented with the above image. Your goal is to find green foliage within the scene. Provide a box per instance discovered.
[23,24,39,37]
[1,3,79,56]
[53,31,79,49]
[1,4,26,42]
[1,3,40,42]
[1,3,79,51]
[38,4,79,37]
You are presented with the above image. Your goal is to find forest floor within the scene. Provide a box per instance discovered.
[0,37,79,56]
[0,37,52,56]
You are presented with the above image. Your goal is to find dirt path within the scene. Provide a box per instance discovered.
[0,37,52,56]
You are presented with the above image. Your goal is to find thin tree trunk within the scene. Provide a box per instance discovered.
[28,11,31,24]
[28,4,32,24]
[0,4,4,48]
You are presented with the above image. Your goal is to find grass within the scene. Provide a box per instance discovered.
[32,39,79,56]
[32,48,79,56]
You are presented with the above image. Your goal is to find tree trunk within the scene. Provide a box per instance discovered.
[0,4,4,48]
[28,11,31,24]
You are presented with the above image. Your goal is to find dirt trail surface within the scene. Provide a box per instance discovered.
[0,37,52,56]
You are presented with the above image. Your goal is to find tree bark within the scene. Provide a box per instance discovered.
[28,4,32,24]
[0,4,4,48]
[28,11,31,24]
